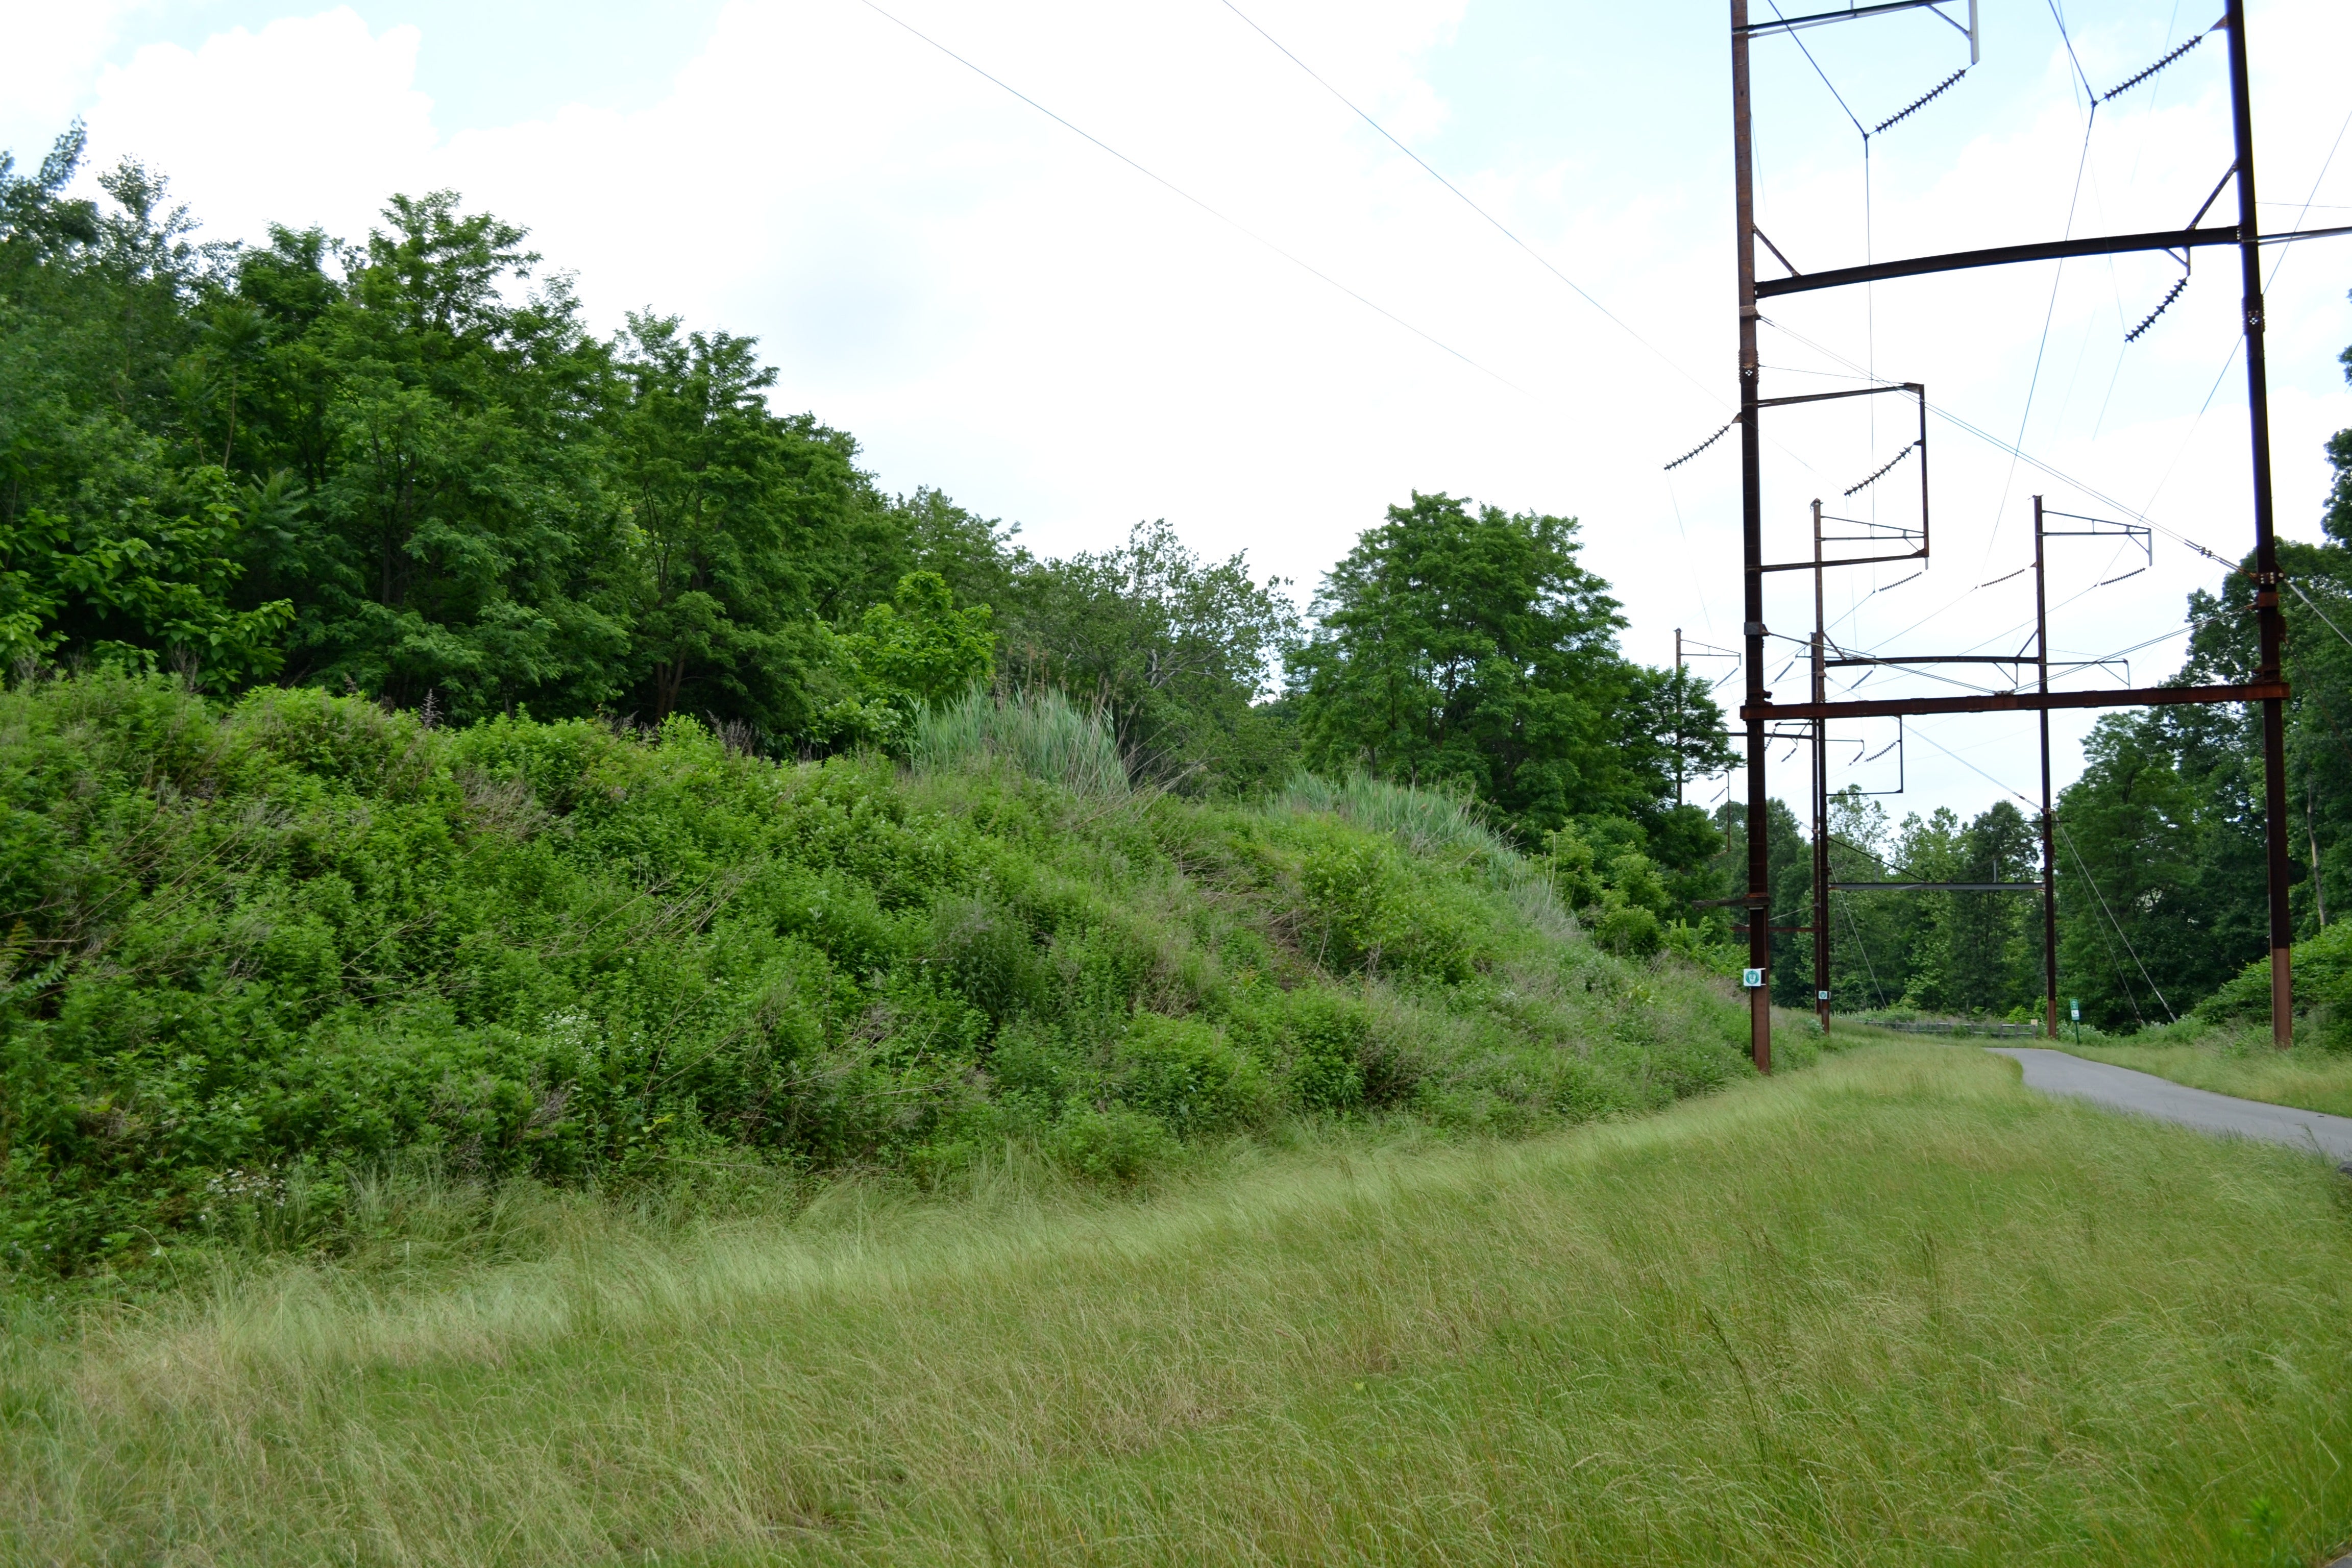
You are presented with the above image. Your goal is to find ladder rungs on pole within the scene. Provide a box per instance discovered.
[1829,881,2044,892]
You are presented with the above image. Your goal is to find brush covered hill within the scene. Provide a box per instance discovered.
[0,674,1752,1277]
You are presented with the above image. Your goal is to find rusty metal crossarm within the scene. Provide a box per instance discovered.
[1743,679,2287,722]
[1830,881,2044,892]
[1755,383,1922,409]
[1735,0,1956,37]
[1824,654,2028,667]
[1758,550,1925,573]
[1756,226,2242,298]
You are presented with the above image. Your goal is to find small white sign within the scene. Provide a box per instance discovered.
[1817,990,1830,1001]
[1743,968,1765,989]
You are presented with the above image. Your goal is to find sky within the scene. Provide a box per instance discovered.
[7,0,2350,830]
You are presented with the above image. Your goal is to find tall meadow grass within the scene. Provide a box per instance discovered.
[5,1042,2348,1565]
[909,685,1131,798]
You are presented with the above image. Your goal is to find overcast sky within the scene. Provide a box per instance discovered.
[9,0,2350,826]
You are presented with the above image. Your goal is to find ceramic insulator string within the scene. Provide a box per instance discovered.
[2100,25,2217,103]
[1663,420,1736,472]
[1873,69,1967,136]
[1842,440,1919,498]
[2124,274,2190,342]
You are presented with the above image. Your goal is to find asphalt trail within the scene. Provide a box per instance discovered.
[1991,1047,2352,1166]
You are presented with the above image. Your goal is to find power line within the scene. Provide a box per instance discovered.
[2136,97,2352,517]
[856,0,1528,396]
[2045,0,2098,105]
[2059,819,2173,1023]
[2287,578,2352,656]
[1766,0,1869,139]
[1988,107,2098,572]
[1840,892,1891,1009]
[1211,0,1732,416]
[1758,314,2236,567]
[1881,709,2174,1024]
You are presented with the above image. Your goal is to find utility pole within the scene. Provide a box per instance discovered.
[1675,627,1685,806]
[1732,0,1771,1074]
[2036,497,2059,1040]
[1812,500,1831,1036]
[2222,0,2295,1048]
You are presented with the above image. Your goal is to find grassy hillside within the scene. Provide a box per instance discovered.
[4,1043,2348,1565]
[0,674,1755,1280]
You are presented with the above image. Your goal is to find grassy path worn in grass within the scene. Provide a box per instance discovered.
[7,1042,2352,1566]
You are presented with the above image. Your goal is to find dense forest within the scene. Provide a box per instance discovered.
[6,118,2351,1047]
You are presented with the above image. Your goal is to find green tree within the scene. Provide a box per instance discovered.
[1002,519,1298,792]
[605,313,869,733]
[834,570,994,731]
[1290,492,1670,839]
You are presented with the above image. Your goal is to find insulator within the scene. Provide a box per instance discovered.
[1663,420,1736,472]
[2124,275,2190,342]
[2101,32,2207,102]
[1842,441,1920,498]
[1873,69,1967,136]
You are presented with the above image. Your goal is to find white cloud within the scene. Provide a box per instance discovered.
[80,8,435,244]
[0,0,140,161]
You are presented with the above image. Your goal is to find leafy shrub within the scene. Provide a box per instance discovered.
[1108,1015,1272,1139]
[1297,825,1484,983]
[1275,990,1368,1111]
[0,672,1748,1277]
[2196,920,2352,1050]
[924,896,1043,1021]
[1046,1106,1172,1184]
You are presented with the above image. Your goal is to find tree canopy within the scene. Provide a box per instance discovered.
[2,124,1740,970]
[1289,492,1730,845]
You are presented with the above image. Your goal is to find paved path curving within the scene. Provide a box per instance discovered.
[1990,1047,2352,1166]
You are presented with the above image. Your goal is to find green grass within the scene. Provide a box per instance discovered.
[2066,1027,2352,1118]
[909,685,1132,800]
[6,1041,2349,1566]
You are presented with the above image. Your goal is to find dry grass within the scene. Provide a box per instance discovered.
[5,1043,2350,1566]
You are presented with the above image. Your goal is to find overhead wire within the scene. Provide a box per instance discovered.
[2045,0,2097,104]
[1847,694,2172,1023]
[856,0,1529,395]
[1841,894,1891,1010]
[2286,578,2352,655]
[1216,0,1838,493]
[1750,6,2282,667]
[2139,97,2352,514]
[1987,81,2098,572]
[1766,0,1869,139]
[1741,7,2324,1027]
[2060,820,2171,1022]
[1211,0,1734,418]
[1758,313,2237,568]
